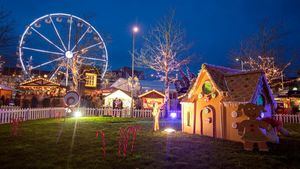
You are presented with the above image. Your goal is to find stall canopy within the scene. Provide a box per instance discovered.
[19,77,60,89]
[0,84,13,99]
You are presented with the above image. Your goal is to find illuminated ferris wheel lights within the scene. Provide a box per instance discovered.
[18,13,109,83]
[56,17,62,22]
[45,18,51,24]
[67,18,73,23]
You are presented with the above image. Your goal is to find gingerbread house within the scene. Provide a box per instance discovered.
[181,64,276,142]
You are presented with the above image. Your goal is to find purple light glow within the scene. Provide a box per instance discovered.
[170,112,177,119]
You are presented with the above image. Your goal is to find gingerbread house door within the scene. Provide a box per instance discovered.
[200,106,216,137]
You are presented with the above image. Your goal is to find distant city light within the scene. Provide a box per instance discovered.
[235,58,239,61]
[164,128,176,133]
[170,112,177,119]
[74,111,82,118]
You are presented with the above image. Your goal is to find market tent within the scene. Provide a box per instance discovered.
[104,89,132,109]
[0,84,13,99]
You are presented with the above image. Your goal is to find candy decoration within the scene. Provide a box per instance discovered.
[55,112,62,119]
[262,117,290,137]
[211,92,217,98]
[231,111,238,118]
[203,107,210,114]
[118,127,128,157]
[232,122,238,129]
[198,93,203,98]
[118,125,142,157]
[10,117,23,137]
[205,117,212,123]
[128,126,142,152]
[96,130,106,159]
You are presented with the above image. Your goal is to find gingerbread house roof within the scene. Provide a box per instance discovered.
[223,72,263,102]
[185,64,276,105]
[203,64,242,92]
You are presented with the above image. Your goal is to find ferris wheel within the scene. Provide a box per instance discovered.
[18,13,108,86]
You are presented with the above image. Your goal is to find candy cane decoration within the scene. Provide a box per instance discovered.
[128,126,142,152]
[118,127,129,157]
[96,130,106,159]
[118,125,142,157]
[55,112,61,119]
[10,117,23,137]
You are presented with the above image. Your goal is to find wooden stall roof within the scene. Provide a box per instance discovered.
[0,84,12,91]
[18,77,61,89]
[138,89,165,98]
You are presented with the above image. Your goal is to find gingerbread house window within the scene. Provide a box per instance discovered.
[256,94,265,106]
[187,111,191,126]
[202,81,213,94]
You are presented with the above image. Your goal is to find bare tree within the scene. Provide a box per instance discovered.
[136,12,190,115]
[231,22,291,86]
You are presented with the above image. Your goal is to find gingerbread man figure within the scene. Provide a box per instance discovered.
[237,103,270,151]
[152,102,161,131]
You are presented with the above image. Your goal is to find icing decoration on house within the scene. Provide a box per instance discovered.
[237,103,269,151]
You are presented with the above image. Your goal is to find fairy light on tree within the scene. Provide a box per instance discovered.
[136,12,190,116]
[242,56,290,87]
[231,22,292,87]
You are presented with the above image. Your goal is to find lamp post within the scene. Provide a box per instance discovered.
[235,58,244,71]
[131,26,139,115]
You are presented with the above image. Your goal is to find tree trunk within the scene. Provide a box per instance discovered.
[164,72,170,118]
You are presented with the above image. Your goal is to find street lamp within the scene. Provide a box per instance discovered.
[235,58,244,71]
[131,25,139,115]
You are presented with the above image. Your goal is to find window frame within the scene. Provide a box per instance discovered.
[85,73,97,87]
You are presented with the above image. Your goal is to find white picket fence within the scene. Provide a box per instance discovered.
[0,107,66,124]
[79,107,153,118]
[0,107,154,124]
[273,114,300,124]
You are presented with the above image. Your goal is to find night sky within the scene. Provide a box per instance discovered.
[2,0,300,75]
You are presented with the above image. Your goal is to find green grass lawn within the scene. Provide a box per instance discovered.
[0,117,299,169]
